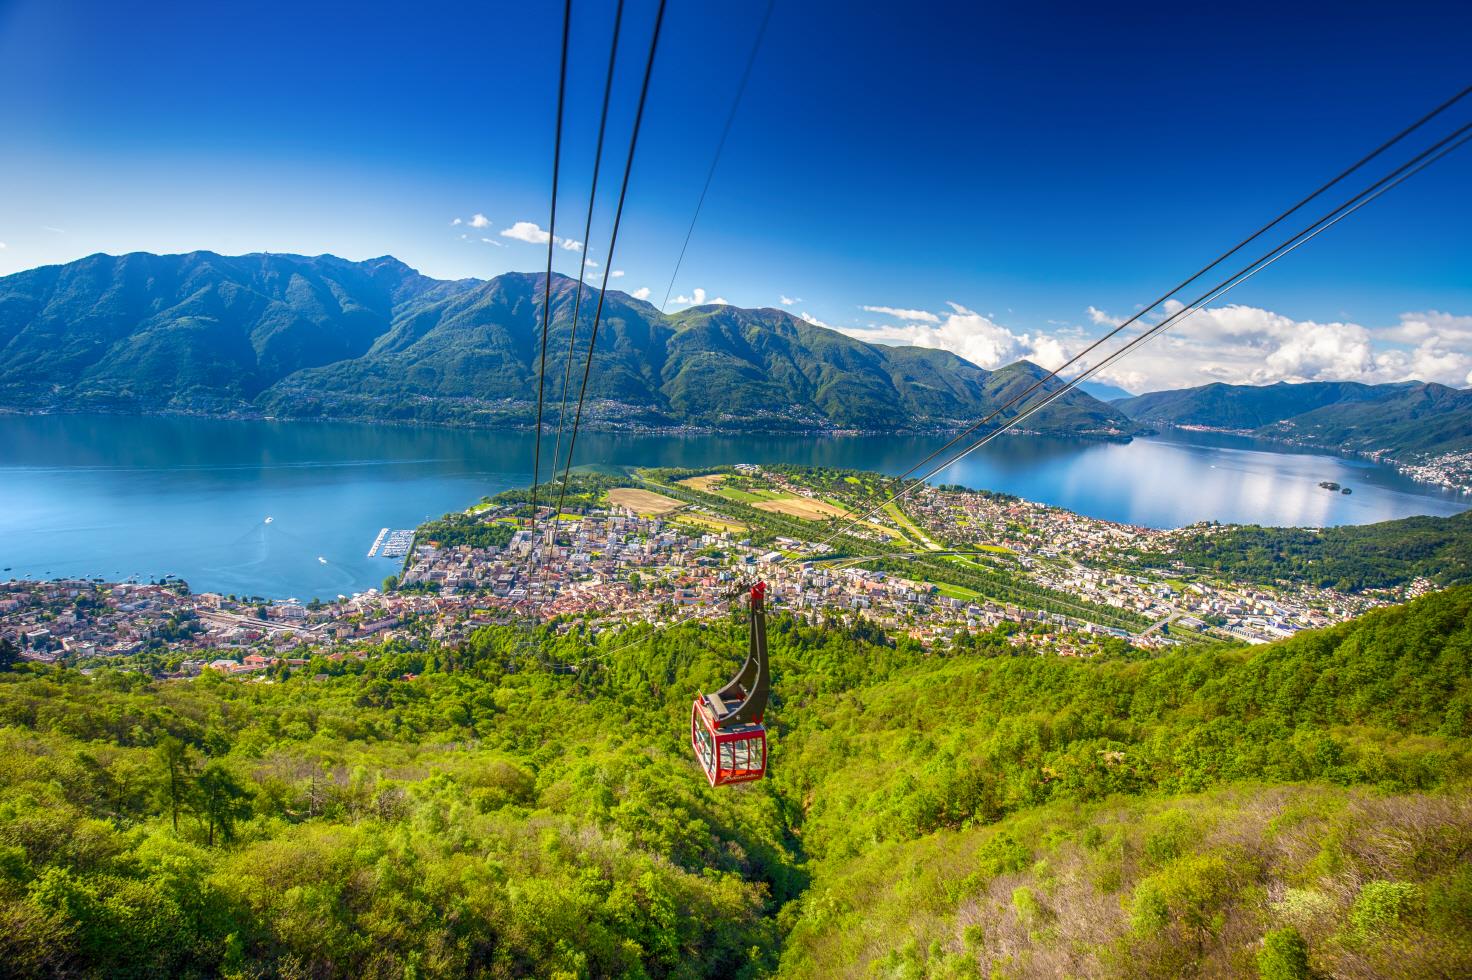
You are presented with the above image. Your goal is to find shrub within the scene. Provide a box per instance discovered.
[1131,854,1232,935]
[1348,880,1420,940]
[1257,926,1311,980]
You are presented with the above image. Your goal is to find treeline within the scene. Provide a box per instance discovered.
[492,472,631,514]
[867,553,1152,632]
[1,585,1471,975]
[1138,509,1472,591]
[414,511,517,551]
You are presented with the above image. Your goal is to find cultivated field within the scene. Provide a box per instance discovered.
[751,496,852,521]
[678,474,725,492]
[606,488,685,515]
[675,512,747,535]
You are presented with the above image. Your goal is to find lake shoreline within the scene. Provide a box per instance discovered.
[0,403,1141,443]
[1155,422,1472,495]
[2,414,1464,599]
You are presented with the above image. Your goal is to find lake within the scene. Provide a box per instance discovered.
[1,414,1465,599]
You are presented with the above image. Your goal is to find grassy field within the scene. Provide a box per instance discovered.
[933,581,984,601]
[882,500,943,550]
[751,496,853,521]
[716,485,784,504]
[605,487,685,515]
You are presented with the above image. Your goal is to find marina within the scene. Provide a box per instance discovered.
[379,530,415,559]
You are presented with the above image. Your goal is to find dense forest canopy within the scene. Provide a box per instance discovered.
[1113,379,1472,461]
[1142,510,1472,591]
[1,586,1470,976]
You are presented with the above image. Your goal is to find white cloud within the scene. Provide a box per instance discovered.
[500,220,547,244]
[632,286,652,300]
[712,297,729,305]
[1079,303,1472,392]
[0,242,6,249]
[862,304,940,323]
[842,308,1065,371]
[1087,305,1124,327]
[480,237,503,246]
[611,269,625,278]
[450,218,463,226]
[1372,311,1472,387]
[499,220,583,251]
[674,287,709,306]
[469,213,490,228]
[500,221,551,244]
[799,312,830,328]
[780,295,800,305]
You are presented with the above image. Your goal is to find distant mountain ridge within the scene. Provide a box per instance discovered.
[1114,379,1472,461]
[0,251,1138,436]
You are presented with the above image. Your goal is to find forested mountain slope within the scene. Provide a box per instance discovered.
[1139,507,1472,591]
[0,253,1136,435]
[2,584,1471,976]
[0,251,448,411]
[1115,378,1472,460]
[1112,380,1391,429]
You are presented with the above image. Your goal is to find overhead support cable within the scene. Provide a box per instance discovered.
[538,0,628,607]
[659,0,776,313]
[547,0,668,540]
[527,0,574,547]
[582,93,1472,662]
[802,117,1472,558]
[858,82,1472,506]
[549,0,626,513]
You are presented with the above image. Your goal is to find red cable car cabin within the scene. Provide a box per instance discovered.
[691,581,770,787]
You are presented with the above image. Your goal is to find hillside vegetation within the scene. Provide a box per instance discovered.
[0,253,1134,435]
[1114,379,1472,461]
[1140,509,1472,591]
[1,585,1471,976]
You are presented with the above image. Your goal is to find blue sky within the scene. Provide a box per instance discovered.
[1,0,1470,391]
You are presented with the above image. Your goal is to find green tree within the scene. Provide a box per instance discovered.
[193,761,252,846]
[0,636,19,671]
[156,736,193,833]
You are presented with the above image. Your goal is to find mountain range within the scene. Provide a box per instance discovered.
[1113,379,1472,461]
[0,251,1136,436]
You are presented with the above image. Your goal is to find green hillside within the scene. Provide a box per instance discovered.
[2,585,1471,977]
[1113,381,1388,430]
[1115,379,1472,460]
[1260,382,1472,458]
[0,253,1137,435]
[1140,509,1472,591]
[0,251,445,411]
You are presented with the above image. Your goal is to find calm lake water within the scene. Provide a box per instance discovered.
[2,414,1465,599]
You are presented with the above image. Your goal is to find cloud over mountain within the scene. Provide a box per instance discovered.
[843,298,1472,392]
